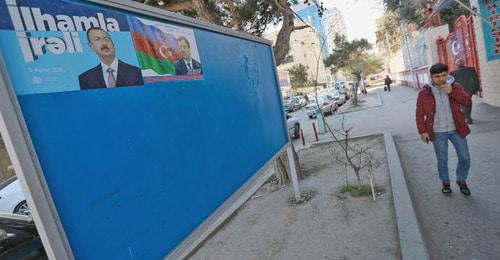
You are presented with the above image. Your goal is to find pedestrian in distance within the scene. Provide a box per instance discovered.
[449,58,480,124]
[416,63,472,195]
[384,75,392,92]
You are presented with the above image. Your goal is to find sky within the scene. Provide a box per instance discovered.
[324,0,384,44]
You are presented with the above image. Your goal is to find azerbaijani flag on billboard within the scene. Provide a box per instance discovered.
[129,17,181,75]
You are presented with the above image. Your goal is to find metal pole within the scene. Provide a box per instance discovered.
[286,145,301,201]
[312,122,319,141]
[401,24,417,88]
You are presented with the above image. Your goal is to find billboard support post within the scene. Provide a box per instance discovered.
[287,145,301,201]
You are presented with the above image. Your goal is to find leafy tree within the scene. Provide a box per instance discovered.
[383,0,471,30]
[133,0,326,66]
[383,0,424,26]
[375,10,403,56]
[324,34,373,75]
[355,53,384,77]
[288,63,309,89]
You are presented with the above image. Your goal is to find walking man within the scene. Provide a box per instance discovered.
[449,58,480,124]
[416,63,472,195]
[384,75,392,92]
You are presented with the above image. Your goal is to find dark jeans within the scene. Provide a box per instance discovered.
[386,84,391,92]
[432,131,471,182]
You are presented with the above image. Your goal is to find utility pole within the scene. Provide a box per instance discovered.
[401,23,417,89]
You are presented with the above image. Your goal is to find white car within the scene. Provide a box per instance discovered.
[328,90,346,106]
[0,177,29,215]
[286,113,301,139]
[290,96,307,107]
[306,95,337,118]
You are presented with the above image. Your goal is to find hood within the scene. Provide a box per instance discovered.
[425,75,456,89]
[446,75,455,85]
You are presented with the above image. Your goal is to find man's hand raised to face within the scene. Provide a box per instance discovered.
[438,83,452,94]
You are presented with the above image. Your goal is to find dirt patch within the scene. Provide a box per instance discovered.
[188,135,401,260]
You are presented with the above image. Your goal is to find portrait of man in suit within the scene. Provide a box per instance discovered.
[175,36,202,75]
[79,27,144,90]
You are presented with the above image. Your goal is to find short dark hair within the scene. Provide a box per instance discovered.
[429,63,448,75]
[86,27,111,42]
[177,36,190,48]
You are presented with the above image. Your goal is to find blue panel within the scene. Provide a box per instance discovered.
[11,3,288,259]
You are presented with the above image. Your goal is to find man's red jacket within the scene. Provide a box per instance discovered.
[416,82,471,141]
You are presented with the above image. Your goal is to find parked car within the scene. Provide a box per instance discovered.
[338,87,351,99]
[328,90,346,106]
[286,113,301,139]
[0,213,45,258]
[306,95,337,118]
[306,93,316,103]
[0,177,29,216]
[290,96,307,107]
[283,99,301,113]
[334,80,347,90]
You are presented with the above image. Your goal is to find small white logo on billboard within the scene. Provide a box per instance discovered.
[32,76,42,84]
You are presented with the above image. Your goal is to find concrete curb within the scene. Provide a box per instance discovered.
[384,132,429,260]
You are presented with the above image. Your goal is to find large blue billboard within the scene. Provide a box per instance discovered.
[0,0,288,258]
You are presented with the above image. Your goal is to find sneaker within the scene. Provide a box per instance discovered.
[456,181,471,196]
[441,182,452,194]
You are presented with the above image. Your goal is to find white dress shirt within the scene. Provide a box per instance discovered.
[100,58,119,88]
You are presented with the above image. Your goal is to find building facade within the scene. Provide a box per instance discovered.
[264,22,331,93]
[292,2,329,59]
[470,0,500,107]
[322,7,348,55]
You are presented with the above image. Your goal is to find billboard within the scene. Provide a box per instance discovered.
[0,0,288,258]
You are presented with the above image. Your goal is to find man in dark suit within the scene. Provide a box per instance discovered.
[79,27,143,90]
[175,36,202,75]
[449,58,480,124]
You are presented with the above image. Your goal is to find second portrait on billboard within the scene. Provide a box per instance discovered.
[129,17,204,83]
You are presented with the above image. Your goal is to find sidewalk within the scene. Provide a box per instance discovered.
[395,97,500,259]
[317,85,500,259]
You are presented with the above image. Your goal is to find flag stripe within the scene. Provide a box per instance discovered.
[136,50,176,75]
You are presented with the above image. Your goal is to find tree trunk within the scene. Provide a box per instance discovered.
[353,81,359,107]
[221,0,243,30]
[162,1,193,12]
[354,169,362,187]
[369,170,376,201]
[273,144,302,186]
[192,0,223,26]
[272,0,295,66]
